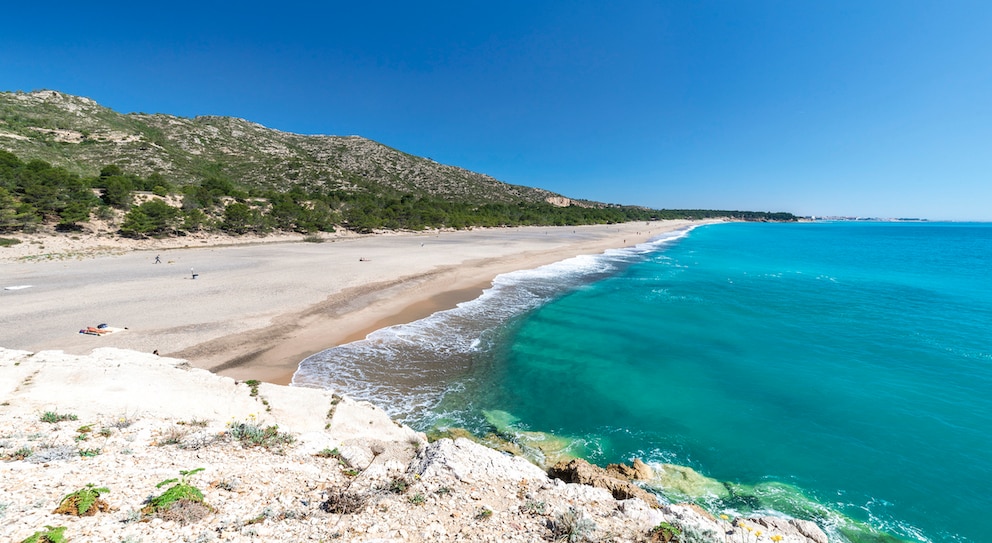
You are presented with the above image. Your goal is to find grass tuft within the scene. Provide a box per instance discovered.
[40,411,77,424]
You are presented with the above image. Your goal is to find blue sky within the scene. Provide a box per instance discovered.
[3,1,990,220]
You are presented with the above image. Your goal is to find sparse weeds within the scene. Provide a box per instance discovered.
[40,411,77,424]
[548,507,596,542]
[178,418,209,427]
[110,414,136,429]
[408,492,426,506]
[7,446,33,460]
[27,445,75,463]
[244,380,261,397]
[385,477,409,494]
[216,476,241,492]
[475,506,493,520]
[156,425,191,446]
[320,488,368,514]
[78,448,101,457]
[325,394,342,429]
[522,499,547,515]
[53,484,110,516]
[227,418,295,451]
[674,522,717,543]
[315,447,344,461]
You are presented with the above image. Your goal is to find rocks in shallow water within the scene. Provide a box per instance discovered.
[548,458,660,507]
[650,463,731,500]
[607,458,654,481]
[481,409,588,465]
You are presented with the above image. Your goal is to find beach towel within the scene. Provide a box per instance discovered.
[79,326,126,336]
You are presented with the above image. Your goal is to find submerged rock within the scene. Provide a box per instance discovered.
[649,463,730,500]
[481,409,588,465]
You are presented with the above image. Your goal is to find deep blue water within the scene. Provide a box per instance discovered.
[295,222,992,543]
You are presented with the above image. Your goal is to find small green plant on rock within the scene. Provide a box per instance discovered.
[19,525,67,543]
[315,447,344,461]
[142,467,213,525]
[54,484,110,516]
[408,493,426,506]
[9,446,33,460]
[648,521,682,542]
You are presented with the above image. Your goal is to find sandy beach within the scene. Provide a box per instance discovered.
[0,220,833,543]
[0,221,701,385]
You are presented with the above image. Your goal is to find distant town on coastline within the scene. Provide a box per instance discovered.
[0,90,795,240]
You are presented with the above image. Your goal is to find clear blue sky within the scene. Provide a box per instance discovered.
[3,1,990,220]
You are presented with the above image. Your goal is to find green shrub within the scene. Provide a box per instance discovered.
[143,468,208,515]
[0,237,21,247]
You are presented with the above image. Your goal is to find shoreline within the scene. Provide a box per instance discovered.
[0,221,710,386]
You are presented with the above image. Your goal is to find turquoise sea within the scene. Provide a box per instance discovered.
[294,221,992,543]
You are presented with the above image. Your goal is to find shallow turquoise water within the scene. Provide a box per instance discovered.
[296,222,992,542]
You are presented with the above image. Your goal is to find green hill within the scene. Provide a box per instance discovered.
[0,89,565,204]
[0,90,795,237]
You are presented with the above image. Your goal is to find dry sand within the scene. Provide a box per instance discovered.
[0,221,703,385]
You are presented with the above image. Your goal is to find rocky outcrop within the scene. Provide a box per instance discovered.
[746,516,830,543]
[548,458,661,507]
[412,437,547,484]
[607,458,654,481]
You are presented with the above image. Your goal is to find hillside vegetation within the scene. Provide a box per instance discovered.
[0,90,795,237]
